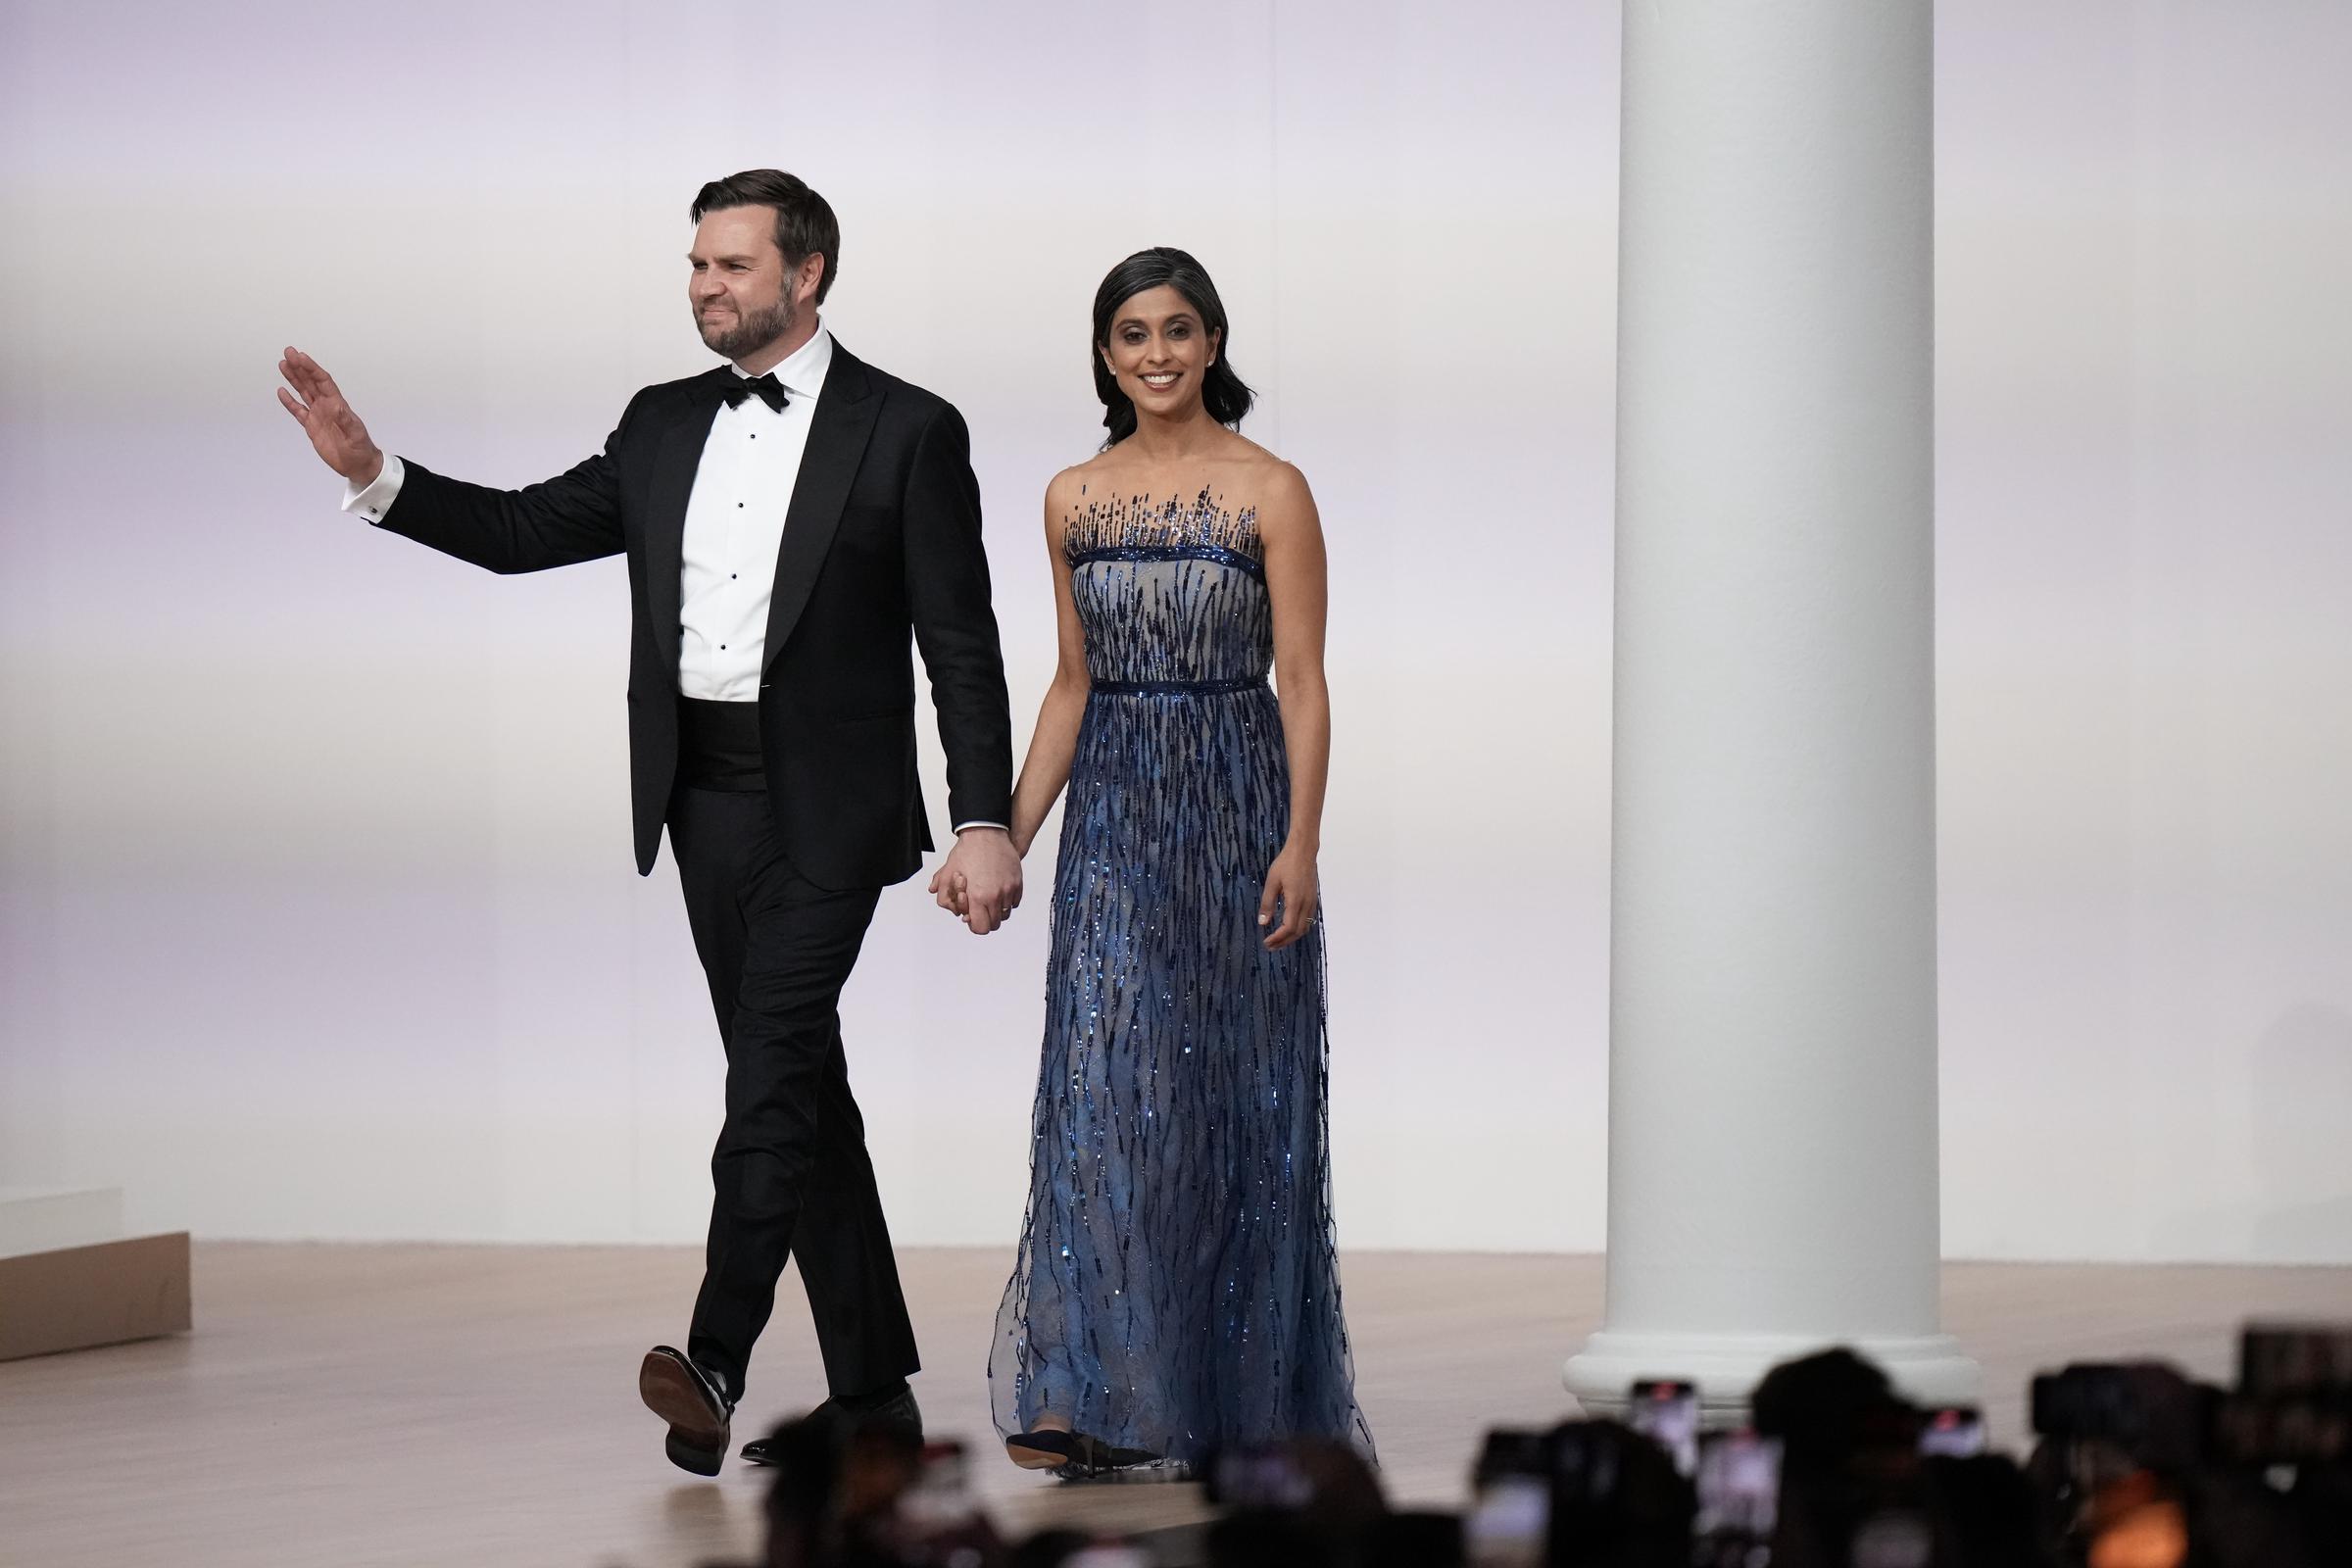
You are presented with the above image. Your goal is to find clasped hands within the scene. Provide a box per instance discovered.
[933,829,1318,952]
[930,827,1024,935]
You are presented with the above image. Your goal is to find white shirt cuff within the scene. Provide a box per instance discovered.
[952,821,1008,834]
[342,455,407,523]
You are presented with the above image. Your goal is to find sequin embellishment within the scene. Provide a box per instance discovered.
[988,486,1373,1467]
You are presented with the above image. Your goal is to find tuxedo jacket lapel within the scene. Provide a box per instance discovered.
[764,345,881,672]
[644,384,721,678]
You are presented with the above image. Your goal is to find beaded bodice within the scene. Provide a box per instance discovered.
[1064,488,1272,687]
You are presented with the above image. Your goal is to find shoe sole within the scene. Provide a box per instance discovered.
[1004,1436,1072,1470]
[663,1430,723,1477]
[640,1352,726,1477]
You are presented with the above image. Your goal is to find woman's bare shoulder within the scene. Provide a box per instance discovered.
[1045,452,1125,514]
[1217,441,1313,517]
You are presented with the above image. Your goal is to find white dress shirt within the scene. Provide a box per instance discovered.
[342,324,1004,833]
[675,327,831,701]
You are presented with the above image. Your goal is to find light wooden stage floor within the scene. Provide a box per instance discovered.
[2,1244,2345,1566]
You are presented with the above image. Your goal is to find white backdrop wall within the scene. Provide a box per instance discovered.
[1,1,2344,1265]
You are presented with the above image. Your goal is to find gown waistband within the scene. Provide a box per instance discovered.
[1089,676,1268,698]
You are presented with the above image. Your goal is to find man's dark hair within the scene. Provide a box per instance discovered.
[1091,246,1254,446]
[689,170,841,304]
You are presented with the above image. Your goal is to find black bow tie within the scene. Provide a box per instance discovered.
[718,371,789,413]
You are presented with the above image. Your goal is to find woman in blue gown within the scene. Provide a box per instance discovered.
[954,248,1372,1475]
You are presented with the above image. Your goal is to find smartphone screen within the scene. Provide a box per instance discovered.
[1627,1378,1701,1476]
[1208,1446,1313,1511]
[1067,1549,1152,1568]
[1919,1404,1987,1457]
[1693,1430,1782,1544]
[1463,1474,1548,1567]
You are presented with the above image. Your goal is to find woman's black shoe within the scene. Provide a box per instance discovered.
[1004,1428,1161,1478]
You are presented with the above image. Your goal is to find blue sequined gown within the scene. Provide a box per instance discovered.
[990,487,1372,1468]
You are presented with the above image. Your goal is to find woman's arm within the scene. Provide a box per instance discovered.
[1258,463,1331,951]
[932,472,1091,917]
[1006,471,1096,857]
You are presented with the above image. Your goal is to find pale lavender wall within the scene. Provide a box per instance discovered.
[1,1,2344,1261]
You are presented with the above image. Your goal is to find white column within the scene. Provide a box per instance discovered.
[1563,1,1978,1419]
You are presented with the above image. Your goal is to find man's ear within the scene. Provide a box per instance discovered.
[800,252,826,306]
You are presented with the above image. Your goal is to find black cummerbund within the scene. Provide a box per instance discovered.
[676,697,765,792]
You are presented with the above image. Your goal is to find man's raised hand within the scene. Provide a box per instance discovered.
[276,347,385,487]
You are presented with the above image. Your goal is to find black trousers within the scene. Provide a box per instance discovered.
[665,704,918,1403]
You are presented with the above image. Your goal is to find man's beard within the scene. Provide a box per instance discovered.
[700,294,796,361]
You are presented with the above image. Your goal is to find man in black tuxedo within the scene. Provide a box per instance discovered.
[276,170,1021,1475]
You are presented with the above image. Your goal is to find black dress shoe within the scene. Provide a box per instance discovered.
[639,1345,735,1477]
[740,1385,923,1465]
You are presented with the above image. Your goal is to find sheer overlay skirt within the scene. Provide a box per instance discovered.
[989,684,1371,1466]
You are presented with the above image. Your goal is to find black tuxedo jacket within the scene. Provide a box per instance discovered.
[372,342,1013,889]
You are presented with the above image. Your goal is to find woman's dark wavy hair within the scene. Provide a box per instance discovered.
[1092,247,1254,446]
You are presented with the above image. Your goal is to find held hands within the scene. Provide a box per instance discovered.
[932,829,1315,946]
[275,347,385,487]
[929,827,1024,936]
[1258,841,1319,951]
